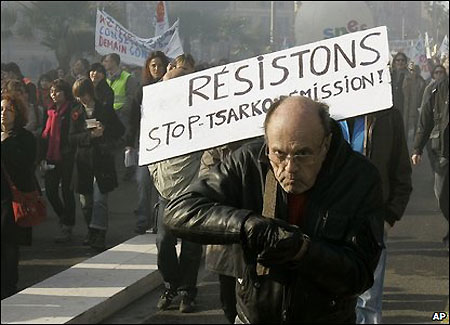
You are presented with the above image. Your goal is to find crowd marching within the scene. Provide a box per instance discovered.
[1,43,449,324]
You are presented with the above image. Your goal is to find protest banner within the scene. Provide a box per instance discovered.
[95,9,183,66]
[139,26,392,165]
[154,1,169,37]
[410,35,431,80]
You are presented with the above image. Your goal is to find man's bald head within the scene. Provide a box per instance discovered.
[264,96,331,139]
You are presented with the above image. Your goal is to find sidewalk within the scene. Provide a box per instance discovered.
[17,178,141,293]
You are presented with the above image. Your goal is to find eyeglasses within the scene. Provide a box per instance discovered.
[395,58,406,62]
[434,70,445,75]
[267,136,328,166]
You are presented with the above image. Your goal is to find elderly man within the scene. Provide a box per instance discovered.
[165,96,384,323]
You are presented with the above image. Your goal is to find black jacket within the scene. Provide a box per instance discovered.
[126,80,159,148]
[95,80,115,113]
[364,108,412,226]
[1,128,36,245]
[414,77,449,159]
[69,99,125,194]
[165,121,384,323]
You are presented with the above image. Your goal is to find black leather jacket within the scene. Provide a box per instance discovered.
[166,121,384,323]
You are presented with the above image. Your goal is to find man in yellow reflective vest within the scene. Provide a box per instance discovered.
[102,53,139,181]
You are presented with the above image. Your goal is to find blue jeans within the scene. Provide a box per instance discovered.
[356,232,388,324]
[135,166,158,230]
[156,196,203,297]
[79,179,109,231]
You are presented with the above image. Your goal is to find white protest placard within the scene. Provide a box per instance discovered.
[139,26,392,165]
[95,9,183,66]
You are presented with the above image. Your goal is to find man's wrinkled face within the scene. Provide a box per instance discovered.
[265,99,331,194]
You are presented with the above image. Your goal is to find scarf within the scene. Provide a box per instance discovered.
[42,101,69,163]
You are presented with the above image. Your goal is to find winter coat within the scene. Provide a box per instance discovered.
[148,151,203,201]
[95,80,115,113]
[364,108,413,226]
[165,121,384,323]
[69,99,125,194]
[414,77,449,160]
[1,128,37,245]
[403,73,426,133]
[126,79,158,148]
[391,68,408,117]
[199,140,253,277]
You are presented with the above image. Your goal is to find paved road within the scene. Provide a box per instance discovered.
[16,151,449,324]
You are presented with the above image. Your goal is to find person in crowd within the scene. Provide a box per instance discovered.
[3,63,40,135]
[3,79,39,137]
[167,54,196,72]
[198,140,252,323]
[412,57,449,250]
[69,77,124,251]
[403,63,425,143]
[127,51,169,235]
[419,64,448,175]
[338,108,412,324]
[391,52,409,121]
[37,73,54,133]
[55,66,74,86]
[165,96,384,323]
[41,78,76,243]
[101,53,138,182]
[57,67,67,80]
[88,63,114,110]
[148,55,204,313]
[3,62,38,108]
[424,58,436,86]
[37,73,54,112]
[1,91,37,299]
[102,53,137,127]
[71,58,90,81]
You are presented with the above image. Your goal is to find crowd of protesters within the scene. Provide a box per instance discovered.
[1,48,448,324]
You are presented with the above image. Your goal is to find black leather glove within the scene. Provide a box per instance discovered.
[242,215,307,266]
